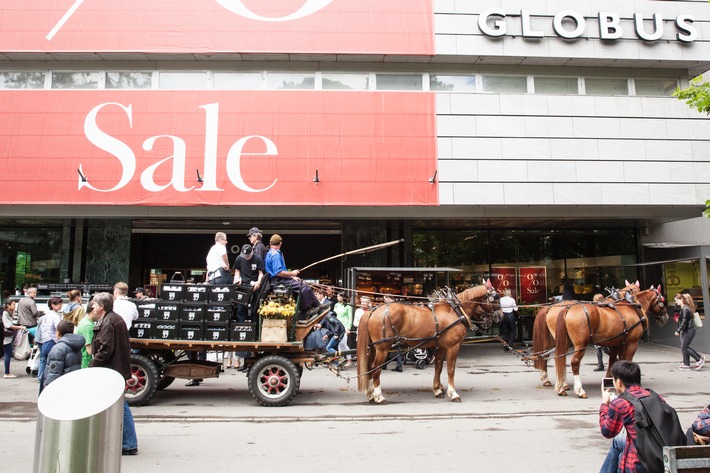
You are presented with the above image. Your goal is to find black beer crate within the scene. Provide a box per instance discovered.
[184,284,209,303]
[233,285,252,304]
[205,323,229,342]
[160,284,185,301]
[154,322,179,340]
[179,303,205,323]
[205,303,231,323]
[130,320,153,339]
[208,285,234,303]
[155,302,180,321]
[230,322,257,342]
[179,322,204,341]
[135,301,156,320]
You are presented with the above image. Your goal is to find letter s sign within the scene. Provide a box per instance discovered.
[215,0,333,22]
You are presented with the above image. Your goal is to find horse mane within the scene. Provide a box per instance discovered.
[456,284,487,302]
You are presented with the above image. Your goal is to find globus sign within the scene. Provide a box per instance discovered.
[478,9,697,42]
[0,0,434,54]
[0,90,437,206]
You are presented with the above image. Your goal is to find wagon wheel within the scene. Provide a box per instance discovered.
[247,355,300,407]
[125,353,159,406]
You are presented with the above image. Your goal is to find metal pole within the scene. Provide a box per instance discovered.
[34,367,126,473]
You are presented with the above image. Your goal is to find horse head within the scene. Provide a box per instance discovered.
[456,281,500,329]
[634,284,669,326]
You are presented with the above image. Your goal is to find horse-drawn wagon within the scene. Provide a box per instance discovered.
[125,282,330,407]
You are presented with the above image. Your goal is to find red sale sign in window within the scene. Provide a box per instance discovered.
[491,267,517,299]
[0,0,434,55]
[0,90,437,207]
[519,267,548,304]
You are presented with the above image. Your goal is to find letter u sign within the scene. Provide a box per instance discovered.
[215,0,333,22]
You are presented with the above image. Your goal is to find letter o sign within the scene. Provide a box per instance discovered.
[553,10,586,39]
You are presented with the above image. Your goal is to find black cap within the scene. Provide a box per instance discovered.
[241,244,253,255]
[134,287,145,294]
[246,227,261,236]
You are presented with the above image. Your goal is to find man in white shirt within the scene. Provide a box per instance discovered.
[113,281,139,330]
[206,232,230,285]
[499,288,518,351]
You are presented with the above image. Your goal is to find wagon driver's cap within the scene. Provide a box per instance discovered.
[246,227,261,236]
[269,234,282,245]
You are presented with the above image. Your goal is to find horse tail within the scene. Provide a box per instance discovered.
[357,309,374,392]
[554,308,570,383]
[533,306,553,371]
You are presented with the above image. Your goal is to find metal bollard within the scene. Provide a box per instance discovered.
[33,367,126,473]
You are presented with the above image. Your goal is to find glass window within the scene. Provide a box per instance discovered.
[482,75,527,94]
[213,72,262,90]
[267,73,315,90]
[429,75,476,92]
[534,77,578,95]
[634,78,678,97]
[322,73,369,90]
[106,72,152,89]
[158,72,207,89]
[51,72,100,89]
[585,78,629,96]
[375,74,422,91]
[0,72,45,89]
[0,227,64,289]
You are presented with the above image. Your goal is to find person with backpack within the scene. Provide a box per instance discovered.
[40,319,85,393]
[599,360,686,473]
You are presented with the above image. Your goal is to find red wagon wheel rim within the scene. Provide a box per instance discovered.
[126,365,147,396]
[257,364,291,399]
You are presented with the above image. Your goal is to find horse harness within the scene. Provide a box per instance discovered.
[561,300,648,348]
[377,290,482,350]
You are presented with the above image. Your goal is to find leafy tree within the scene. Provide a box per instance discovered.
[674,76,710,218]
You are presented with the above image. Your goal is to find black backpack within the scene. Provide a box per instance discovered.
[619,389,687,473]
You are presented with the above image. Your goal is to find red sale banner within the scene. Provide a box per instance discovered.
[491,267,517,298]
[0,0,434,55]
[519,267,547,304]
[0,90,437,207]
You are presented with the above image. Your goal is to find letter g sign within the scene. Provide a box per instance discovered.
[215,0,333,22]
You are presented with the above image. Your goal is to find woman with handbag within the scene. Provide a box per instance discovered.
[674,293,705,371]
[3,299,26,379]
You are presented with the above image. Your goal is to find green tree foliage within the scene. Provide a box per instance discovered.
[674,76,710,218]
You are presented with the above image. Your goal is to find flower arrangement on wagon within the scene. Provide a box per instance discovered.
[258,297,297,319]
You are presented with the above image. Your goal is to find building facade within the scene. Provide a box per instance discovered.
[0,0,709,349]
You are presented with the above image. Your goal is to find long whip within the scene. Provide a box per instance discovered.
[298,239,403,272]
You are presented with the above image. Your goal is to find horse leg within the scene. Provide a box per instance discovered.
[570,347,587,399]
[369,346,389,404]
[432,347,446,398]
[538,358,552,387]
[606,347,621,377]
[444,346,462,402]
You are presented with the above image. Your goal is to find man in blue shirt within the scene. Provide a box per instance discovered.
[265,234,327,319]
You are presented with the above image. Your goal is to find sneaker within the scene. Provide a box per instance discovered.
[694,356,706,370]
[341,360,353,369]
[3,374,17,379]
[677,364,691,370]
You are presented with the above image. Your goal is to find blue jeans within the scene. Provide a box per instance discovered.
[600,431,625,473]
[325,336,340,354]
[3,343,12,375]
[123,399,138,450]
[38,340,55,383]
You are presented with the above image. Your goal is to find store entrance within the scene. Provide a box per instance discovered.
[129,231,342,292]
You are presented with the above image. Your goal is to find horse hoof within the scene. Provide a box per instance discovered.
[557,390,568,397]
[451,397,462,403]
[579,393,588,399]
[543,380,552,387]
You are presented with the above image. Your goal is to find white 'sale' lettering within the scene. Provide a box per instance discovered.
[80,102,278,193]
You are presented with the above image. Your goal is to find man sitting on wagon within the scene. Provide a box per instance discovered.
[265,234,329,319]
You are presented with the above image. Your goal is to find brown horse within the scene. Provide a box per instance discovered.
[356,282,498,404]
[532,285,668,398]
